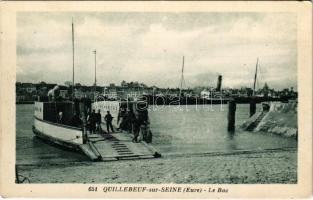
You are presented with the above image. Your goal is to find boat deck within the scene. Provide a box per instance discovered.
[85,132,159,161]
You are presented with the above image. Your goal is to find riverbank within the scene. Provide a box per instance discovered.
[241,101,297,138]
[17,149,297,184]
[255,102,297,137]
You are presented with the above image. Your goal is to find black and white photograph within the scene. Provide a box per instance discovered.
[0,1,312,198]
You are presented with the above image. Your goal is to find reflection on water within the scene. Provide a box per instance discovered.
[16,104,297,164]
[227,131,235,140]
[226,131,237,150]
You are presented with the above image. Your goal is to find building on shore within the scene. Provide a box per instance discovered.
[15,81,298,103]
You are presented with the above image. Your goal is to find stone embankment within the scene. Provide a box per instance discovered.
[241,101,297,138]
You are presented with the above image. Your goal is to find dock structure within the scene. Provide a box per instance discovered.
[80,132,160,161]
[245,111,268,131]
[241,102,270,132]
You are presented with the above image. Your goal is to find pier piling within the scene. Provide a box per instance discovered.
[227,99,236,131]
[250,98,256,117]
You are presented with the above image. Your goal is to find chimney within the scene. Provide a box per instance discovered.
[216,75,222,91]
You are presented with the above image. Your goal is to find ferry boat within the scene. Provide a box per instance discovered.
[32,100,102,161]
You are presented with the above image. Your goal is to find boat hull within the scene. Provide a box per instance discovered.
[33,126,80,150]
[33,117,102,161]
[33,117,84,149]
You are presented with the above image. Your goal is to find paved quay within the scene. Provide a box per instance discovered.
[18,149,297,184]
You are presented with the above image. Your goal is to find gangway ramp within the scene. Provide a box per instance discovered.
[87,132,160,161]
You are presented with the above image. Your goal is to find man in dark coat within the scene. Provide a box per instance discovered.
[132,117,140,143]
[70,112,83,128]
[104,111,114,133]
[88,109,97,134]
[96,109,102,132]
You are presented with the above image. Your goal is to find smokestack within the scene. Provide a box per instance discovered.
[216,75,222,91]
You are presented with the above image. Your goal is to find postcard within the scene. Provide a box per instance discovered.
[0,1,312,198]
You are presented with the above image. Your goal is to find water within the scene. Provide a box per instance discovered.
[149,104,297,155]
[16,104,297,164]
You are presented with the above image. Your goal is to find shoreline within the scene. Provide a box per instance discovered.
[241,101,298,138]
[15,97,291,105]
[17,148,297,184]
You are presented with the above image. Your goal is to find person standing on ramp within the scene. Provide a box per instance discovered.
[104,111,114,133]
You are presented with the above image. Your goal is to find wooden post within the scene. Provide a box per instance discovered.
[80,98,89,144]
[227,99,236,131]
[15,165,20,183]
[250,99,256,117]
[72,19,75,100]
[82,124,87,144]
[93,50,97,101]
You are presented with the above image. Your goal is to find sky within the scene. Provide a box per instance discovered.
[17,12,297,90]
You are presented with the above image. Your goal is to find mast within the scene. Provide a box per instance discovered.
[93,50,97,100]
[72,18,75,100]
[179,56,186,98]
[253,58,259,96]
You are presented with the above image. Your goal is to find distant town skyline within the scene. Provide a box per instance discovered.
[17,12,297,90]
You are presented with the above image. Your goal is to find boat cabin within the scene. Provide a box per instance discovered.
[34,101,80,127]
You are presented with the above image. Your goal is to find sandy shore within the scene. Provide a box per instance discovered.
[17,149,297,184]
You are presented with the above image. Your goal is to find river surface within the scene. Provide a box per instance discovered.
[16,104,297,165]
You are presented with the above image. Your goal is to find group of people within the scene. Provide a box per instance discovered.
[117,108,151,143]
[86,109,114,134]
[71,106,152,143]
[54,99,152,143]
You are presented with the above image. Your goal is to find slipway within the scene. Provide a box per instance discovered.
[84,132,161,161]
